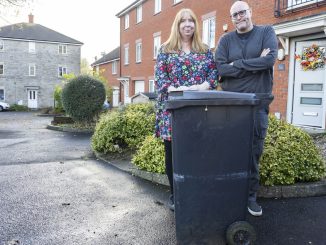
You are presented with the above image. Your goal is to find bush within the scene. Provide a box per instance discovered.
[91,102,156,153]
[260,116,326,186]
[124,103,155,148]
[10,104,28,111]
[91,110,127,153]
[132,135,165,174]
[54,85,64,113]
[61,75,106,123]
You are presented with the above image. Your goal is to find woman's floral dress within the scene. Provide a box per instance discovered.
[155,47,218,141]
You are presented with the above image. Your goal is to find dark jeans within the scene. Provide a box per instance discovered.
[164,140,173,195]
[248,108,269,202]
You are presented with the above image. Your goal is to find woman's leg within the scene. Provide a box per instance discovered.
[164,140,173,195]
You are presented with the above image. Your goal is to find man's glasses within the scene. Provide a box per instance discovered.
[230,9,249,19]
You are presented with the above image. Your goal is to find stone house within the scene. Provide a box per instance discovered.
[114,0,326,129]
[0,14,83,109]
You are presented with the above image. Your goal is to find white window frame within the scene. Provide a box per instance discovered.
[125,14,130,29]
[0,87,4,100]
[58,66,67,77]
[153,35,161,59]
[288,0,317,9]
[173,0,182,4]
[124,44,129,65]
[202,16,216,49]
[59,44,67,54]
[0,63,4,75]
[149,80,155,93]
[154,0,162,14]
[112,61,117,74]
[0,40,4,52]
[29,42,35,53]
[136,5,142,23]
[29,64,36,76]
[136,41,142,63]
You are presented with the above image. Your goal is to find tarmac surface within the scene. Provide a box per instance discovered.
[0,111,326,245]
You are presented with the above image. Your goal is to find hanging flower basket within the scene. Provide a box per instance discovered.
[295,44,326,71]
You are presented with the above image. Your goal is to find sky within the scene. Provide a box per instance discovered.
[0,0,133,64]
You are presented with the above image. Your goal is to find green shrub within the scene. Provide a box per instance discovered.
[124,103,155,148]
[10,104,28,111]
[92,102,156,153]
[54,85,64,113]
[132,135,165,174]
[260,116,326,186]
[61,75,106,123]
[91,110,127,153]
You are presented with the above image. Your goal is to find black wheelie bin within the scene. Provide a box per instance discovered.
[166,90,261,245]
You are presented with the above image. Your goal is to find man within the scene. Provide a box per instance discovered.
[215,0,278,216]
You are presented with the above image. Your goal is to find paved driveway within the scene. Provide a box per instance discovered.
[0,112,325,245]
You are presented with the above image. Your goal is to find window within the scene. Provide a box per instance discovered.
[0,63,4,75]
[58,66,67,77]
[125,14,129,29]
[202,17,216,49]
[149,80,155,92]
[0,88,4,100]
[173,0,182,4]
[288,0,317,8]
[59,45,67,54]
[95,66,99,74]
[135,80,145,94]
[29,42,35,53]
[136,5,142,23]
[0,40,4,51]
[153,35,161,59]
[112,61,117,74]
[136,42,142,63]
[29,64,36,76]
[154,0,161,14]
[124,44,129,65]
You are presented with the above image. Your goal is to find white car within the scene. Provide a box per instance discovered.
[0,101,10,111]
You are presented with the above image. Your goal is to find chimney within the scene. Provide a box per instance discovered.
[28,13,34,24]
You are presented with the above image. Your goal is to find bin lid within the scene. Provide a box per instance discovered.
[166,90,261,110]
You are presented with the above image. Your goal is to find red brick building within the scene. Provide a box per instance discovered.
[91,47,120,107]
[114,0,326,129]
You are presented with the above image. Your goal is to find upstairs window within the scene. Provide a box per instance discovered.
[136,5,142,23]
[202,16,216,49]
[29,42,35,53]
[0,40,4,51]
[124,44,129,65]
[288,0,317,8]
[59,45,67,54]
[112,61,117,74]
[136,41,142,63]
[125,14,130,29]
[58,66,67,77]
[155,0,162,14]
[153,35,161,59]
[29,64,36,76]
[0,63,4,75]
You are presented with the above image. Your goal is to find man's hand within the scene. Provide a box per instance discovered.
[168,86,178,92]
[260,48,270,57]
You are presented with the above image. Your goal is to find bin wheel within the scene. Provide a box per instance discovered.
[226,221,256,245]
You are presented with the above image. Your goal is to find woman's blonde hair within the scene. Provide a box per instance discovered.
[163,8,208,53]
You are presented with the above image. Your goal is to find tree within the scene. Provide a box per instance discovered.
[80,58,92,75]
[0,0,30,7]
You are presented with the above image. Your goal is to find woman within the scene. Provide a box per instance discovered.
[154,8,218,211]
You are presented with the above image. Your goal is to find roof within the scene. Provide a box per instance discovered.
[91,47,120,66]
[0,23,83,45]
[116,0,146,17]
[131,92,157,100]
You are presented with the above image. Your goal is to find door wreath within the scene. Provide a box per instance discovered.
[295,44,326,71]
